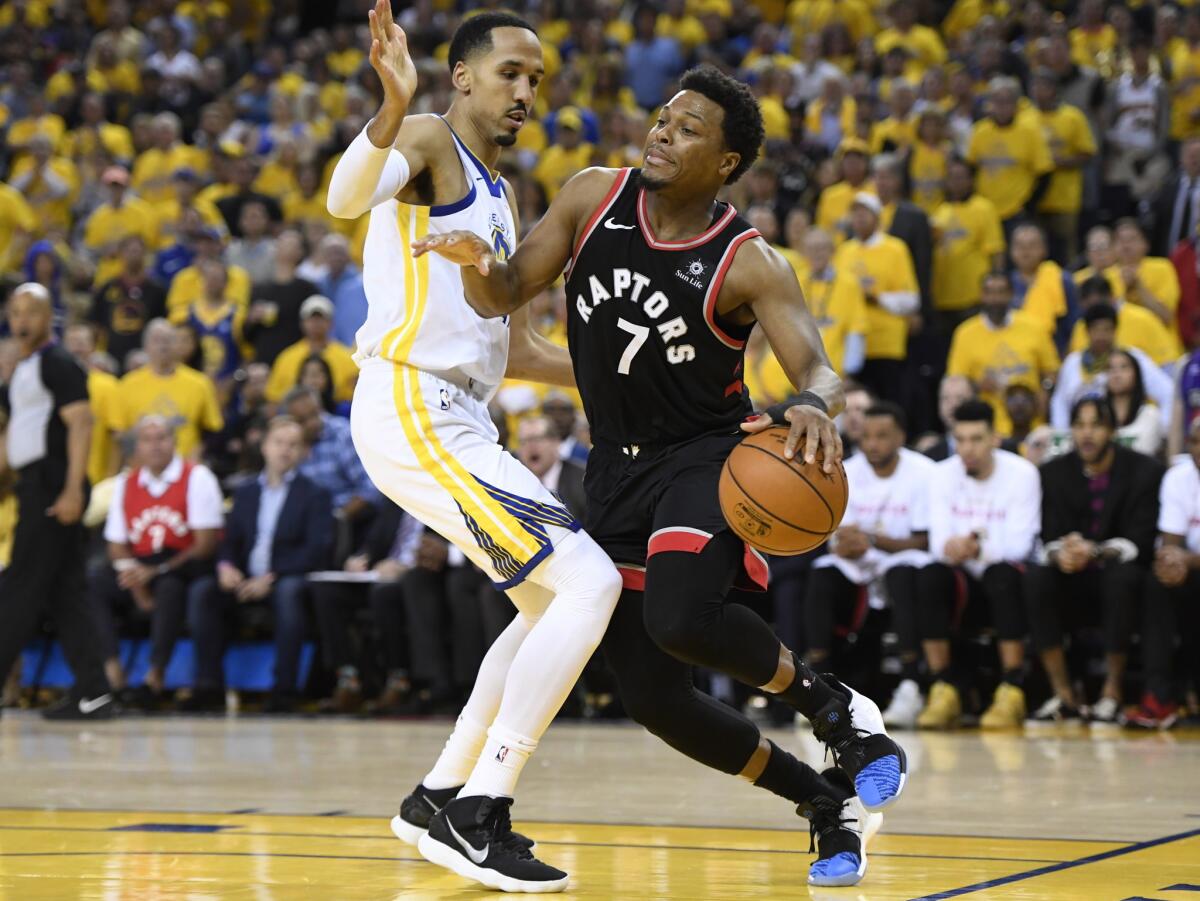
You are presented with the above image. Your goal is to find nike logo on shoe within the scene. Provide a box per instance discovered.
[604,218,636,230]
[78,694,112,714]
[446,820,489,865]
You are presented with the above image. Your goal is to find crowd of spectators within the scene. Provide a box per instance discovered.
[0,0,1199,728]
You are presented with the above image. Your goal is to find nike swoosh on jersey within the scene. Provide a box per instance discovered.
[604,218,636,230]
[446,820,490,865]
[78,694,112,714]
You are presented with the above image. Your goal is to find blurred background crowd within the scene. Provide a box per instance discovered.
[0,0,1198,730]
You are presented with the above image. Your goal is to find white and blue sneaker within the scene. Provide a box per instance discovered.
[810,676,908,812]
[803,768,884,887]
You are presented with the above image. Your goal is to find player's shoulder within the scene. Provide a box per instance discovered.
[397,113,452,148]
[898,446,939,475]
[1163,457,1199,492]
[559,166,627,206]
[996,447,1039,478]
[725,231,793,285]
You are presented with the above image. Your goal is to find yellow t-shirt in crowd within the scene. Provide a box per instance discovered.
[253,161,299,200]
[870,115,918,155]
[804,97,858,147]
[1070,24,1117,70]
[758,95,791,140]
[931,194,1006,311]
[875,25,947,75]
[947,313,1060,435]
[799,266,869,375]
[815,181,874,239]
[87,60,141,96]
[10,156,80,232]
[909,141,950,214]
[1170,43,1200,140]
[61,122,135,162]
[656,12,707,49]
[834,233,919,360]
[1029,103,1095,214]
[132,144,210,206]
[0,182,37,275]
[966,118,1054,220]
[787,0,876,43]
[743,346,795,408]
[116,365,224,458]
[7,113,66,152]
[83,197,160,285]
[154,197,227,247]
[533,144,594,201]
[1103,258,1184,346]
[943,0,1011,42]
[166,264,251,323]
[266,339,359,404]
[1068,301,1179,366]
[87,369,121,487]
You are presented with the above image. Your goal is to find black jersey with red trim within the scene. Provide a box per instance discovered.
[564,168,761,447]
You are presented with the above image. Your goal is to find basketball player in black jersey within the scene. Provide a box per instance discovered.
[415,66,906,887]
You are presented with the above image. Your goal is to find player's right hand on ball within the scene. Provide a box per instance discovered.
[742,405,843,472]
[412,231,496,275]
[368,0,418,109]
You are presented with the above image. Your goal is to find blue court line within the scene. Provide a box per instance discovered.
[1161,886,1200,892]
[909,827,1200,901]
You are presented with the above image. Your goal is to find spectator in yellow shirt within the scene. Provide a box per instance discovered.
[1069,275,1179,367]
[833,193,920,404]
[1105,218,1182,338]
[86,35,141,96]
[532,108,594,202]
[0,182,36,277]
[1073,226,1120,294]
[1069,0,1117,72]
[907,108,952,214]
[799,227,868,377]
[1010,224,1079,352]
[947,271,1060,436]
[870,80,919,155]
[266,295,358,404]
[61,93,135,164]
[115,319,224,459]
[931,157,1006,318]
[62,324,122,486]
[166,228,252,323]
[815,138,873,239]
[966,77,1054,229]
[155,168,227,248]
[131,112,209,207]
[8,135,79,234]
[83,166,159,287]
[1028,70,1096,264]
[875,0,947,76]
[805,73,857,154]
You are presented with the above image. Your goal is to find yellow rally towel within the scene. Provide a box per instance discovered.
[1020,261,1066,334]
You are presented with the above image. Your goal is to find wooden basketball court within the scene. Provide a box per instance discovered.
[1,715,1197,899]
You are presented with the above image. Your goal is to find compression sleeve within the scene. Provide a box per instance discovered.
[326,124,412,219]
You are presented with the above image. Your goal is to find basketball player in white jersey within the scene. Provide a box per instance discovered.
[326,3,620,892]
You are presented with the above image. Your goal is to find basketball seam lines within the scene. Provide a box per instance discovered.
[736,443,837,532]
[726,466,828,541]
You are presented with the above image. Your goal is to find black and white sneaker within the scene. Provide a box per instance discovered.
[803,768,883,887]
[1026,696,1084,727]
[810,676,907,811]
[418,795,567,893]
[391,782,535,850]
[41,692,117,721]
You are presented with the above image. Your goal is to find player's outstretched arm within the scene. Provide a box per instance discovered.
[412,167,621,318]
[327,0,431,218]
[734,242,845,471]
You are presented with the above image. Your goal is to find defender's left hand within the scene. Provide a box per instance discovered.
[741,405,842,472]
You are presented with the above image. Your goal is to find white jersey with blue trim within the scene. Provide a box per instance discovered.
[354,117,515,400]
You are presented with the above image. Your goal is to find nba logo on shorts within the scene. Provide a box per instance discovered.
[439,388,451,410]
[496,746,510,764]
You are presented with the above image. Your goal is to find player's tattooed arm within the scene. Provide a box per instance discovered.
[731,241,845,471]
[413,168,620,318]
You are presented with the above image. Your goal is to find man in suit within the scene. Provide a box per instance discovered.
[1145,137,1200,257]
[185,416,333,712]
[1024,396,1163,726]
[515,416,586,519]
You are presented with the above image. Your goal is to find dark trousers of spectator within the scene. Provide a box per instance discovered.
[768,554,814,655]
[90,562,211,675]
[803,565,919,655]
[858,358,909,407]
[917,562,1027,667]
[1035,212,1079,266]
[1142,570,1200,704]
[1024,563,1142,655]
[404,567,489,695]
[188,574,309,693]
[311,581,408,675]
[0,464,108,698]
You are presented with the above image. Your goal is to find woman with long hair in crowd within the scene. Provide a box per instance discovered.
[1105,349,1164,457]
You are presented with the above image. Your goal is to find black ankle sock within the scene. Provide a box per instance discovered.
[775,655,842,718]
[1002,668,1024,687]
[900,658,921,682]
[753,740,845,805]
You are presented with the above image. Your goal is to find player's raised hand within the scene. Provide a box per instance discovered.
[368,0,417,110]
[412,231,496,276]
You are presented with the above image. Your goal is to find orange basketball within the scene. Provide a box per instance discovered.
[719,427,849,556]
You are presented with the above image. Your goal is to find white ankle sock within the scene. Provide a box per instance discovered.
[460,724,537,799]
[423,713,488,790]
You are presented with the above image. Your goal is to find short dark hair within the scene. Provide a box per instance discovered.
[1069,395,1117,430]
[678,65,765,184]
[865,401,908,433]
[1079,275,1114,303]
[953,399,995,428]
[447,12,536,72]
[1083,301,1118,327]
[982,270,1012,291]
